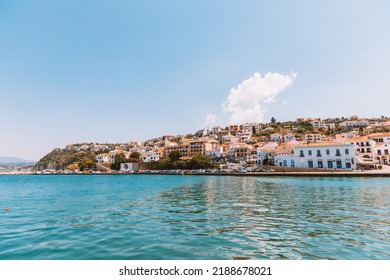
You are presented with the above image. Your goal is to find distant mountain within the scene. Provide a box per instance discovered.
[0,156,36,163]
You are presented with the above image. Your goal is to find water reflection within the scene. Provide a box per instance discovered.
[1,175,389,259]
[148,176,390,259]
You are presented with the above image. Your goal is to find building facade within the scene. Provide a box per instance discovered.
[274,143,357,170]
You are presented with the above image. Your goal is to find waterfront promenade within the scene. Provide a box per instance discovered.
[2,166,390,177]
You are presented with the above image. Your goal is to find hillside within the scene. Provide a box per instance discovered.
[35,148,97,171]
[35,116,390,172]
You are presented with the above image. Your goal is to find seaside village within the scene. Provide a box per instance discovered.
[49,116,390,174]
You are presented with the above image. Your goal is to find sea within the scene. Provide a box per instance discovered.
[0,174,389,260]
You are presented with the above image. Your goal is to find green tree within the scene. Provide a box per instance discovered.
[129,151,141,160]
[79,159,97,171]
[188,154,213,169]
[111,153,127,170]
[271,117,276,123]
[169,151,181,162]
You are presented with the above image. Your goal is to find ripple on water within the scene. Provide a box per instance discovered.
[0,175,389,259]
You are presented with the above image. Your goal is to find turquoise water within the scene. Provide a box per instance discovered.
[0,175,389,260]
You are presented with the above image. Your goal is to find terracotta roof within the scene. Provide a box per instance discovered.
[297,142,352,147]
[350,136,370,142]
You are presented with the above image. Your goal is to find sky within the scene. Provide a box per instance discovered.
[1,0,390,160]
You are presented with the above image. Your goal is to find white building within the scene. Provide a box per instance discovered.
[274,142,357,170]
[205,147,223,158]
[96,153,112,164]
[368,133,390,144]
[270,133,282,143]
[236,132,251,143]
[283,133,295,142]
[339,120,369,128]
[373,144,390,165]
[241,123,253,134]
[349,136,376,166]
[311,120,326,128]
[120,162,139,172]
[222,134,239,144]
[140,152,160,162]
[256,143,279,165]
[305,133,326,143]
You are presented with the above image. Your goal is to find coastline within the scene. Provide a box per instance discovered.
[2,171,390,177]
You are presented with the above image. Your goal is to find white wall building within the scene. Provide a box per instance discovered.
[349,137,376,166]
[368,133,390,144]
[373,144,390,165]
[283,134,295,142]
[311,120,326,128]
[305,133,326,143]
[140,152,160,162]
[339,120,369,128]
[270,133,282,143]
[96,153,112,164]
[274,142,357,170]
[205,147,223,158]
[120,162,139,172]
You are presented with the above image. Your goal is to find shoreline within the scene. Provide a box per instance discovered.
[2,171,390,177]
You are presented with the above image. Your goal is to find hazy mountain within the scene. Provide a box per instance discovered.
[0,156,36,163]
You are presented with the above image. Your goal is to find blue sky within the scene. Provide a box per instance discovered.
[1,0,390,160]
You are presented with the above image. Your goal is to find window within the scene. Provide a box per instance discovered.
[308,150,312,156]
[291,160,295,167]
[326,149,330,155]
[299,150,304,157]
[336,160,342,169]
[318,160,323,168]
[317,150,321,157]
[385,149,389,155]
[345,149,349,155]
[308,160,314,168]
[378,150,382,155]
[327,161,333,169]
[336,149,341,156]
[283,160,287,167]
[346,162,352,169]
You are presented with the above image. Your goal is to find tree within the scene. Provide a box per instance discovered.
[169,151,181,162]
[271,117,276,124]
[111,153,127,170]
[188,154,213,169]
[129,151,141,160]
[79,159,96,171]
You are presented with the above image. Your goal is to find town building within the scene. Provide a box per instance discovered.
[140,152,160,162]
[373,143,390,165]
[305,133,326,143]
[274,142,357,170]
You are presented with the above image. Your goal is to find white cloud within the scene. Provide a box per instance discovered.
[204,113,217,129]
[222,72,296,124]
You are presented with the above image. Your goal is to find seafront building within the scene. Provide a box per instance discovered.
[58,116,390,173]
[274,142,356,170]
